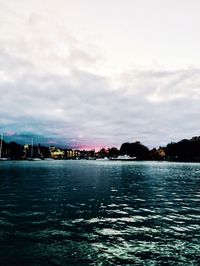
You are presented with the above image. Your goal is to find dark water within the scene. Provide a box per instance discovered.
[0,161,200,265]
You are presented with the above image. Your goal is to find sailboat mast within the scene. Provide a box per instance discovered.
[31,138,33,158]
[0,133,3,159]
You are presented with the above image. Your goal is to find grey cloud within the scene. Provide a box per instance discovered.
[1,54,200,149]
[0,9,199,149]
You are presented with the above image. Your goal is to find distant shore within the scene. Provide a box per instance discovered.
[0,136,200,162]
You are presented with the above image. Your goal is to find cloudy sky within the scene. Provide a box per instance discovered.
[0,0,200,149]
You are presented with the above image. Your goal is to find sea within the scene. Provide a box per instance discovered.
[0,160,200,265]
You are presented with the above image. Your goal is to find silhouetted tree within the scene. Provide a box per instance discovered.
[107,147,119,157]
[98,148,108,158]
[165,137,200,161]
[120,141,149,159]
[9,142,23,159]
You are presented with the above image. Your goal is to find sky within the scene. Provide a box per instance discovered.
[0,0,200,149]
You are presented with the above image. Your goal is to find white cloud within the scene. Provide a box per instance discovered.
[0,1,199,149]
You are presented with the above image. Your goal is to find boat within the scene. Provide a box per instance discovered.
[44,158,54,161]
[86,157,96,160]
[96,157,109,161]
[0,133,10,161]
[109,155,137,161]
[27,139,42,161]
[0,157,9,161]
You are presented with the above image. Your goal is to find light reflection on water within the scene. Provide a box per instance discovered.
[0,160,200,265]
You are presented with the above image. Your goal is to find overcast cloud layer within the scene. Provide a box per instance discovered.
[0,0,200,149]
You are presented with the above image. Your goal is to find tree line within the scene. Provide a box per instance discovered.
[99,136,200,162]
[1,136,200,161]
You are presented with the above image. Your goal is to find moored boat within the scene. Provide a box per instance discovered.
[0,133,10,161]
[96,157,109,161]
[27,138,42,161]
[109,155,136,161]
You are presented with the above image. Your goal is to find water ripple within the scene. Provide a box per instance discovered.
[0,160,200,265]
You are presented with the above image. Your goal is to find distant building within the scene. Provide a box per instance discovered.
[79,149,95,159]
[150,147,166,160]
[66,149,80,159]
[23,144,30,158]
[156,148,166,159]
[49,146,65,159]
